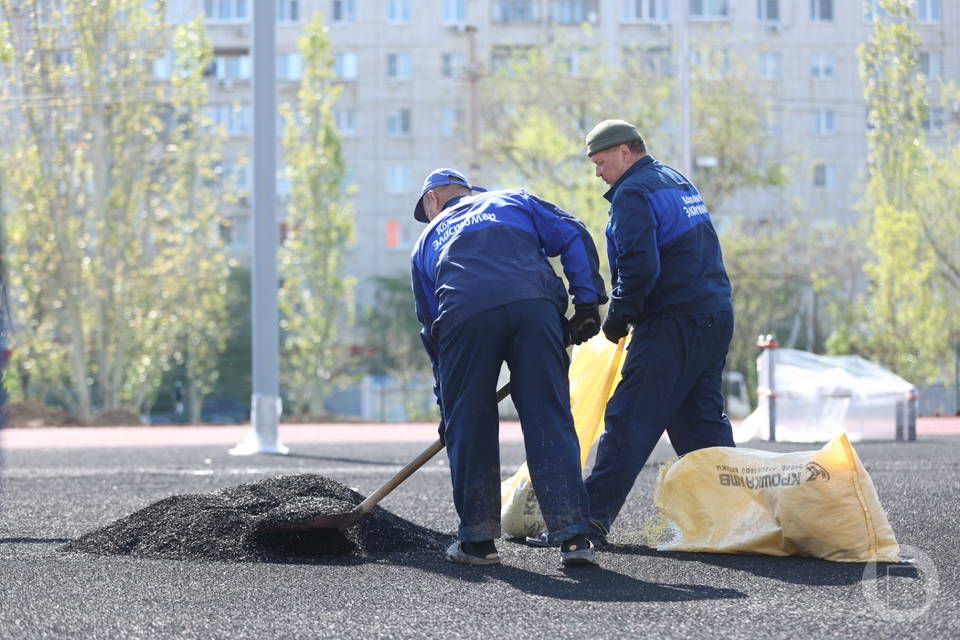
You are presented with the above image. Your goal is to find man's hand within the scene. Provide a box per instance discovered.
[567,303,601,345]
[601,315,629,344]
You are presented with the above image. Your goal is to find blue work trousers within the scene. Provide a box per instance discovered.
[437,298,593,543]
[585,310,736,533]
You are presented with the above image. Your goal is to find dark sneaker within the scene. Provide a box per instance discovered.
[560,535,597,567]
[445,540,501,565]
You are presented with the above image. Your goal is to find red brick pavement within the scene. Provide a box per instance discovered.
[1,417,958,450]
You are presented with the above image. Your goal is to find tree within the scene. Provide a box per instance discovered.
[278,14,357,415]
[0,1,230,421]
[844,0,959,383]
[362,275,435,421]
[474,29,791,396]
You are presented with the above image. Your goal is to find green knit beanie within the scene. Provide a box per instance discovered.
[585,119,644,156]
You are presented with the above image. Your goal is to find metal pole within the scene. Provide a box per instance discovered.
[231,1,287,455]
[757,335,779,441]
[465,25,479,173]
[955,341,959,416]
[678,0,692,176]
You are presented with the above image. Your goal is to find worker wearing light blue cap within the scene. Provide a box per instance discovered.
[410,167,607,568]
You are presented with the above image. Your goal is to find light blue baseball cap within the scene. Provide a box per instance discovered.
[414,167,487,223]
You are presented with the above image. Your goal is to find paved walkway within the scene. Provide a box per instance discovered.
[2,416,958,449]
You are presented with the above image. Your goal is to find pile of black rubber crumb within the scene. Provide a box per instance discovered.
[62,474,450,562]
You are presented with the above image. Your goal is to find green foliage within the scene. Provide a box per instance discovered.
[278,14,358,415]
[0,1,230,420]
[477,28,791,395]
[840,0,960,384]
[361,276,435,421]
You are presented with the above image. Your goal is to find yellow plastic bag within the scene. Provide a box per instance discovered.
[500,334,627,538]
[654,433,900,562]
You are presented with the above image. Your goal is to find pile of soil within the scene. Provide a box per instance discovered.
[62,474,450,562]
[5,401,81,427]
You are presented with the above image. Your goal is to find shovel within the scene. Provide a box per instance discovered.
[265,382,512,533]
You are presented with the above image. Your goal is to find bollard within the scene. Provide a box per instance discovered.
[756,334,779,442]
[907,390,917,442]
[895,399,904,442]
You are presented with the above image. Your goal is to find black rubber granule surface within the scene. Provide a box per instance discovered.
[62,474,450,562]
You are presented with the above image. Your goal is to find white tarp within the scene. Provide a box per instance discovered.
[735,349,915,443]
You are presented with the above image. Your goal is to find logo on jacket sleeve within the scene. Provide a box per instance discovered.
[681,194,709,218]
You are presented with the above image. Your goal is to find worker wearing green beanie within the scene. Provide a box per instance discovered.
[581,118,737,541]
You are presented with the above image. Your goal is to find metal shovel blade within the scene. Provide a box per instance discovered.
[260,382,511,535]
[268,507,366,534]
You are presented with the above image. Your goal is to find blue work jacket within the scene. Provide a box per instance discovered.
[411,189,607,378]
[604,155,732,327]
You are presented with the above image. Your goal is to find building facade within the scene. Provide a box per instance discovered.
[178,0,956,298]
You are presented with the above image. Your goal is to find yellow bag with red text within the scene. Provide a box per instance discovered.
[653,433,900,562]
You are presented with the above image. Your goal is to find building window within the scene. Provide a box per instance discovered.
[386,109,412,136]
[213,54,251,80]
[387,53,412,79]
[813,163,837,188]
[276,0,299,22]
[758,52,782,79]
[864,0,888,22]
[385,220,408,249]
[205,103,251,135]
[388,0,411,22]
[491,45,535,73]
[333,0,356,23]
[813,109,835,135]
[919,51,942,79]
[917,0,940,23]
[440,109,463,136]
[764,108,783,136]
[165,0,194,24]
[810,53,834,79]
[690,0,728,19]
[562,49,590,76]
[153,50,174,79]
[335,108,356,136]
[442,0,466,23]
[810,0,832,21]
[623,0,670,23]
[756,0,779,22]
[625,45,673,76]
[551,0,598,24]
[442,53,466,77]
[922,107,944,133]
[335,52,357,80]
[204,0,248,21]
[278,53,302,81]
[386,166,412,194]
[494,0,539,22]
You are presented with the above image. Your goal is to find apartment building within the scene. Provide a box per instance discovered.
[176,0,956,299]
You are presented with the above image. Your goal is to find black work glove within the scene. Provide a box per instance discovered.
[601,314,629,344]
[567,303,601,345]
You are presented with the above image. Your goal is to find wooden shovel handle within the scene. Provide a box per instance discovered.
[354,381,512,516]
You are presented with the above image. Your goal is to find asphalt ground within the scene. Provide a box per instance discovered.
[0,429,956,639]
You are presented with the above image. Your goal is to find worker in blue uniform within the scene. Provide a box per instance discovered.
[583,120,736,540]
[410,167,607,567]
